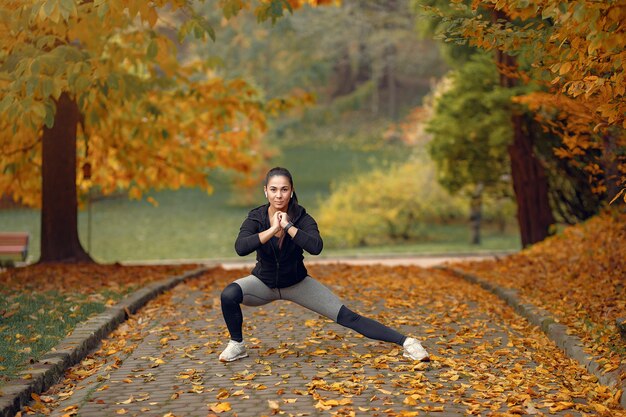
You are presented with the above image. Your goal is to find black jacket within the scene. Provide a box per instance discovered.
[234,202,323,288]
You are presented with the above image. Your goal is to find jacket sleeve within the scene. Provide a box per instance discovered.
[292,213,323,255]
[234,216,261,256]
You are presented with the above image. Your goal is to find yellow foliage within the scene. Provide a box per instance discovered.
[452,0,626,193]
[0,1,315,208]
[317,154,468,247]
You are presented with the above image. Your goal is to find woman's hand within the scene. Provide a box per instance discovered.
[279,212,290,229]
[269,211,283,235]
[259,211,284,244]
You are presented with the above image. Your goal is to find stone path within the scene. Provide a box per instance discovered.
[19,265,621,417]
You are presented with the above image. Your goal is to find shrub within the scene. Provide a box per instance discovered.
[317,154,468,247]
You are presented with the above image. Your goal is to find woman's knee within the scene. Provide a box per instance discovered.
[221,283,243,305]
[337,305,361,325]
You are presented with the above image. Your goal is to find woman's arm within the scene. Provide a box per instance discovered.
[234,217,262,256]
[234,212,281,256]
[283,213,323,255]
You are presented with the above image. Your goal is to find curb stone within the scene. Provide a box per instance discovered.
[0,265,211,417]
[439,266,626,409]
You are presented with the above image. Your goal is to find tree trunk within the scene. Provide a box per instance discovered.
[601,131,620,200]
[508,112,555,247]
[39,92,94,263]
[371,68,380,115]
[469,183,484,245]
[493,9,555,247]
[331,48,356,98]
[355,41,371,84]
[385,43,397,120]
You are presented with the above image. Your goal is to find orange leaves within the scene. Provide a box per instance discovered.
[0,263,200,295]
[457,209,626,389]
[207,401,231,413]
[431,0,626,191]
[1,1,310,210]
[314,397,352,410]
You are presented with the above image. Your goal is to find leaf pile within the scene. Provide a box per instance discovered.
[456,209,626,380]
[0,263,200,383]
[0,263,200,295]
[16,264,626,416]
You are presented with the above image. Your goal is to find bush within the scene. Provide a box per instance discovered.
[317,154,468,247]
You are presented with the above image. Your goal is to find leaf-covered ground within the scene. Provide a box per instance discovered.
[0,263,200,383]
[14,264,626,417]
[455,209,626,379]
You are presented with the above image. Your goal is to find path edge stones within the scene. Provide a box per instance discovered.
[439,265,626,409]
[0,265,212,417]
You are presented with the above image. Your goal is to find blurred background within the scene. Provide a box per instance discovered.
[2,0,621,264]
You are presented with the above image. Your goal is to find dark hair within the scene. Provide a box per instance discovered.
[265,167,299,249]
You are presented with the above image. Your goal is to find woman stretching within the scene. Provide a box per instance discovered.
[219,167,429,362]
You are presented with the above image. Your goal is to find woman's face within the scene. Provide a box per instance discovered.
[265,175,292,211]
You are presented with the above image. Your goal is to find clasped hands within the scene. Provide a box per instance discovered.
[270,210,290,236]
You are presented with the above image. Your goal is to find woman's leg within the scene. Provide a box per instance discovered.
[336,305,406,346]
[281,276,407,346]
[220,275,279,342]
[220,283,245,342]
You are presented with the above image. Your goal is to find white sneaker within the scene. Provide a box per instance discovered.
[403,337,430,362]
[219,340,248,362]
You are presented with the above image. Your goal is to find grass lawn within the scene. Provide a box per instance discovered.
[0,263,199,384]
[0,143,520,263]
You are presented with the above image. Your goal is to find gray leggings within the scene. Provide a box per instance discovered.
[220,275,407,346]
[234,274,344,321]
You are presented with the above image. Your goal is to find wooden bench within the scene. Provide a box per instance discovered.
[0,232,29,267]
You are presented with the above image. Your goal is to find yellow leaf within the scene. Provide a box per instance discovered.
[404,395,418,406]
[559,62,572,75]
[208,402,232,413]
[268,399,280,409]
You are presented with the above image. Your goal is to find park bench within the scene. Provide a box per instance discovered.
[0,232,29,267]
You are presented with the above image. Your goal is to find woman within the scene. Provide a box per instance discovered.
[219,167,429,362]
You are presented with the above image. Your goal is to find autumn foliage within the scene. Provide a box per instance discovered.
[456,208,626,377]
[424,0,626,197]
[0,0,319,208]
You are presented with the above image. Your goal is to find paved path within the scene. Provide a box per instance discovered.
[20,264,619,417]
[118,253,511,270]
[218,254,502,270]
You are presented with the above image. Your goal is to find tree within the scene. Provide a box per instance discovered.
[414,0,558,247]
[201,0,447,124]
[425,52,516,244]
[0,0,322,263]
[421,0,626,203]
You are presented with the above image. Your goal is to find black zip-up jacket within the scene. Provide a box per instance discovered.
[234,202,323,288]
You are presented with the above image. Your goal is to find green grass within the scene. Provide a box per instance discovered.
[324,224,520,257]
[0,289,131,383]
[0,284,140,383]
[0,143,520,263]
